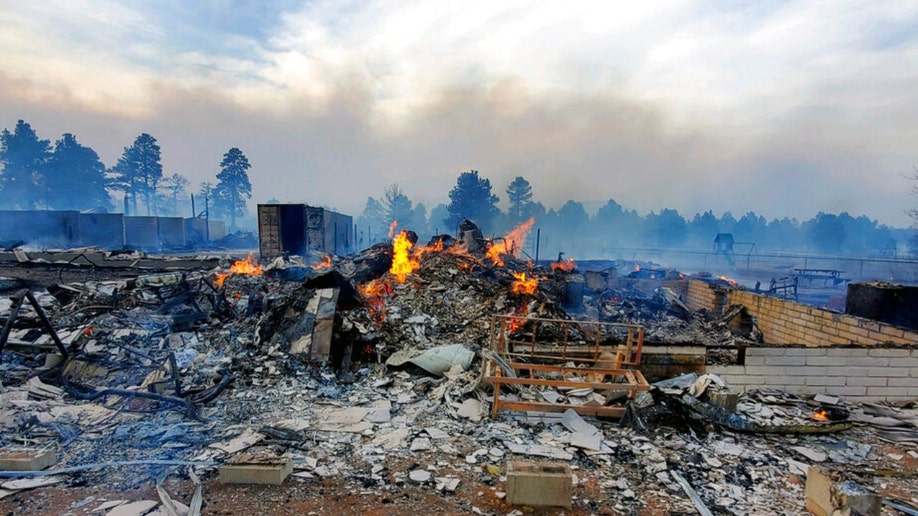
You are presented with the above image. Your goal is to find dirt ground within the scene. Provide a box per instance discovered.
[0,464,630,516]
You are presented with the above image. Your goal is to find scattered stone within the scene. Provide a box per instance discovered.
[410,438,432,452]
[409,470,432,483]
[457,399,483,422]
[792,446,828,463]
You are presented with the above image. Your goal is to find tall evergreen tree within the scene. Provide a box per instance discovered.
[356,196,387,247]
[0,120,51,209]
[383,184,413,228]
[45,133,110,211]
[213,147,252,230]
[160,173,190,216]
[505,176,533,221]
[446,170,500,232]
[111,133,162,215]
[806,212,847,253]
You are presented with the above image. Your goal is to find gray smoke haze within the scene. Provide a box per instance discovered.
[1,1,916,226]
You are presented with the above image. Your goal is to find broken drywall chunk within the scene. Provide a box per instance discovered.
[456,398,483,422]
[209,428,265,454]
[561,409,603,451]
[386,344,474,377]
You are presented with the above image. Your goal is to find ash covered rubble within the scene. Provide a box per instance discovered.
[0,223,916,514]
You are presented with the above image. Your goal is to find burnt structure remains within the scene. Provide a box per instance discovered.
[257,203,353,258]
[0,218,916,514]
[0,210,226,251]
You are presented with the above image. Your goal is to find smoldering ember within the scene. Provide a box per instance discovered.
[1,215,918,516]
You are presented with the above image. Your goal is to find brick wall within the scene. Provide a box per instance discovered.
[708,347,918,401]
[685,280,727,314]
[685,280,918,346]
[682,280,918,402]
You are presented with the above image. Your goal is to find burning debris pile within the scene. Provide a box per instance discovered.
[0,221,916,514]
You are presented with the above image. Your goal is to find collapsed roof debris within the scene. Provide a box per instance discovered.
[0,222,916,514]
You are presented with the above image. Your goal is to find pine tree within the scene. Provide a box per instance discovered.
[0,120,51,209]
[213,148,252,230]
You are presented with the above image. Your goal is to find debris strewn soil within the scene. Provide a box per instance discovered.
[1,230,917,515]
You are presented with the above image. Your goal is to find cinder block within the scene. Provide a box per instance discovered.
[867,367,908,377]
[785,366,827,377]
[719,375,752,387]
[0,448,56,471]
[825,367,868,378]
[748,366,788,376]
[845,377,887,387]
[868,348,910,357]
[764,375,793,386]
[765,355,804,366]
[786,348,825,356]
[827,386,866,397]
[506,461,572,508]
[886,377,918,388]
[219,454,293,485]
[847,357,889,367]
[866,386,911,398]
[805,467,880,516]
[780,376,807,386]
[743,356,766,366]
[806,356,849,367]
[706,365,745,376]
[805,376,847,387]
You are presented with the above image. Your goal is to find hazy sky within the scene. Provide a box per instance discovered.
[1,1,917,227]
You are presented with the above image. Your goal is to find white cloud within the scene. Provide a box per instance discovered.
[1,0,917,226]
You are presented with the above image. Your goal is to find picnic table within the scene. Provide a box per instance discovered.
[792,268,850,287]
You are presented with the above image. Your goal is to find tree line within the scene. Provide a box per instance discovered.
[0,120,252,229]
[3,119,907,257]
[358,171,907,258]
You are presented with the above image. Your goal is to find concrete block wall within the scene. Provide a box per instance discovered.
[683,280,918,402]
[708,347,918,402]
[125,216,160,248]
[157,217,186,248]
[77,213,124,248]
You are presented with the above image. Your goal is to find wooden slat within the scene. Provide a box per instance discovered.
[485,376,650,392]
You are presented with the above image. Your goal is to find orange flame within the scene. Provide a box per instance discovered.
[359,279,391,298]
[718,275,739,288]
[486,218,535,266]
[311,255,333,270]
[359,279,393,325]
[813,409,829,421]
[511,272,538,295]
[388,221,398,238]
[214,253,262,288]
[551,258,576,272]
[230,253,263,275]
[390,230,420,283]
[506,304,529,333]
[214,272,230,289]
